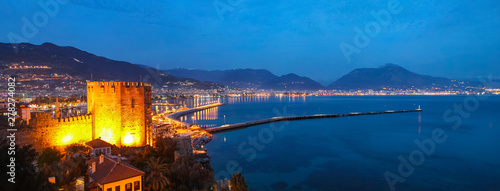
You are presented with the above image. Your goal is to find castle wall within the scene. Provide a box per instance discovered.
[28,112,93,147]
[25,81,152,148]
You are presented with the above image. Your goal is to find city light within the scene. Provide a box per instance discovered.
[123,133,134,145]
[61,134,73,144]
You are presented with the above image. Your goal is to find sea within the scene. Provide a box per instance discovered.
[180,95,500,191]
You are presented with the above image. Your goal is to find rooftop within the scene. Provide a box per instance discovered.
[87,155,144,185]
[85,138,113,148]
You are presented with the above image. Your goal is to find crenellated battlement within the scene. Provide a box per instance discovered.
[57,114,92,123]
[31,112,92,124]
[87,81,152,95]
[87,81,151,88]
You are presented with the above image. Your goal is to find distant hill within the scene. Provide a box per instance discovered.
[2,43,482,91]
[327,64,476,90]
[164,68,325,90]
[260,73,325,91]
[0,42,219,89]
[164,68,277,89]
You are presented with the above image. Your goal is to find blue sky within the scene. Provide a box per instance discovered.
[1,0,499,84]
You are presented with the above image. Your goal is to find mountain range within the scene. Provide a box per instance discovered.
[163,68,277,89]
[0,43,219,89]
[0,42,482,91]
[327,64,473,90]
[164,64,478,91]
[163,68,324,90]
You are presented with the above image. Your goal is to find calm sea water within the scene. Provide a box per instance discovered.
[185,96,500,191]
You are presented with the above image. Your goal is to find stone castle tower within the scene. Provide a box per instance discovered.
[87,81,152,147]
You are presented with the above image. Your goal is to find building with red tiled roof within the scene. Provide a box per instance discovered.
[86,138,113,156]
[86,155,145,191]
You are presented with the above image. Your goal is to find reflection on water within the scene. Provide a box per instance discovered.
[418,112,422,135]
[154,96,220,114]
[182,96,310,127]
[180,107,219,128]
[226,96,271,104]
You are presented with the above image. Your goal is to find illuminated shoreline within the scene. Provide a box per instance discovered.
[165,102,225,128]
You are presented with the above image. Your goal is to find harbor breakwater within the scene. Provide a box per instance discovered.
[206,109,422,134]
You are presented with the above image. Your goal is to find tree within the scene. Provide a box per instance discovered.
[188,162,214,189]
[39,163,56,177]
[0,140,56,191]
[133,145,158,170]
[145,157,172,191]
[169,155,194,187]
[64,143,89,157]
[37,147,63,167]
[169,155,215,190]
[155,137,177,163]
[64,143,89,176]
[35,147,83,190]
[55,156,82,191]
[230,172,248,191]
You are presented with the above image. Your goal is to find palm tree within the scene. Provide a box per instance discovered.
[145,157,172,191]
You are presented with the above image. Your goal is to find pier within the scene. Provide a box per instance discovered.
[206,108,422,134]
[166,103,225,126]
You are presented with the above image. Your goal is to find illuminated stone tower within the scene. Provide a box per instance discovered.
[87,81,152,147]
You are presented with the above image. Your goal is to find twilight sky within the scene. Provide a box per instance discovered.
[1,0,499,85]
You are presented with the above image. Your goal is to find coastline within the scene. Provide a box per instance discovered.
[166,102,225,127]
[162,102,225,158]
